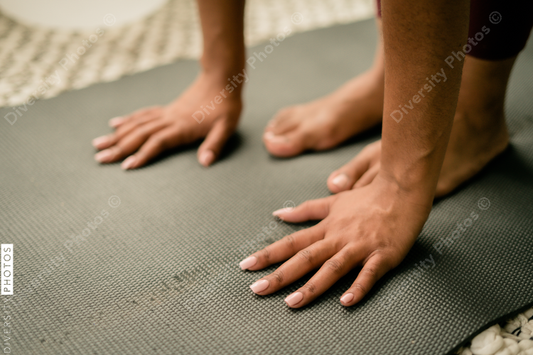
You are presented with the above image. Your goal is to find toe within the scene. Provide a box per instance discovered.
[263,129,308,158]
[265,107,298,135]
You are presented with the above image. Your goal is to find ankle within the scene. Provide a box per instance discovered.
[453,107,506,134]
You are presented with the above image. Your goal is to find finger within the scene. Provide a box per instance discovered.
[353,163,380,189]
[340,253,391,307]
[240,224,325,270]
[327,141,380,193]
[249,239,336,296]
[108,106,162,128]
[284,244,363,308]
[109,116,127,128]
[94,109,162,150]
[94,120,169,164]
[272,196,336,222]
[197,119,235,167]
[122,125,191,169]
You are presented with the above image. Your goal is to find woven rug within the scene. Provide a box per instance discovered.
[0,0,374,107]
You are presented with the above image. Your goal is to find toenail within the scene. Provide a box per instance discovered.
[264,132,288,143]
[332,174,348,188]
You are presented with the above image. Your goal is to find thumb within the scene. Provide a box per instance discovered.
[197,118,236,167]
[272,196,336,222]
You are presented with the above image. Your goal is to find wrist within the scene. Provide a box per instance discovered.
[200,56,246,94]
[373,170,435,211]
[198,66,247,100]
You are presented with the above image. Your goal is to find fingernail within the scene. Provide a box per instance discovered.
[109,117,124,127]
[199,150,215,167]
[284,292,303,307]
[264,132,288,143]
[332,174,348,188]
[92,136,110,148]
[121,156,136,170]
[95,149,113,163]
[340,293,354,305]
[250,279,269,293]
[239,256,257,270]
[272,207,293,216]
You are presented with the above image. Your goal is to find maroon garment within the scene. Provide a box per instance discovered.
[375,0,533,60]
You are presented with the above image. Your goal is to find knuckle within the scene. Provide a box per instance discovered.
[283,234,295,250]
[259,247,271,263]
[296,249,313,264]
[151,133,171,149]
[324,259,344,274]
[303,281,317,294]
[111,146,123,157]
[270,270,284,284]
[143,137,162,152]
[353,282,368,295]
[361,265,379,279]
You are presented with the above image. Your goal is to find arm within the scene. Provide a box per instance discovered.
[198,0,245,80]
[93,0,246,168]
[240,0,470,307]
[380,0,469,203]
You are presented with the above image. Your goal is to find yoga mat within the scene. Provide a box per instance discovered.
[1,19,532,355]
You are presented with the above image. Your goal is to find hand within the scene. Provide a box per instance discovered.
[92,72,243,169]
[327,140,382,193]
[239,174,432,308]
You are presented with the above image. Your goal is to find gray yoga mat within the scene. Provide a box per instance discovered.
[1,19,533,355]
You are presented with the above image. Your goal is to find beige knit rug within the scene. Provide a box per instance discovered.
[0,0,374,107]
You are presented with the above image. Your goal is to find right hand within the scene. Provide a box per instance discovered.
[92,72,243,169]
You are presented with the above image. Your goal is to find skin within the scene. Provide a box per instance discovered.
[91,0,487,308]
[92,0,246,168]
[241,0,470,307]
[327,55,514,197]
[262,20,384,158]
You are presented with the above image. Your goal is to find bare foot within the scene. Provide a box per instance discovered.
[263,69,384,157]
[327,55,516,197]
[327,112,508,197]
[263,21,385,158]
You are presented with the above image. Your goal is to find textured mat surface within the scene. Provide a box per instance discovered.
[1,19,533,355]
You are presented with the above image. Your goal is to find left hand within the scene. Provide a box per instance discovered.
[239,173,432,308]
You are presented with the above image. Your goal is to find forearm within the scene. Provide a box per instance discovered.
[379,0,470,201]
[197,0,246,87]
